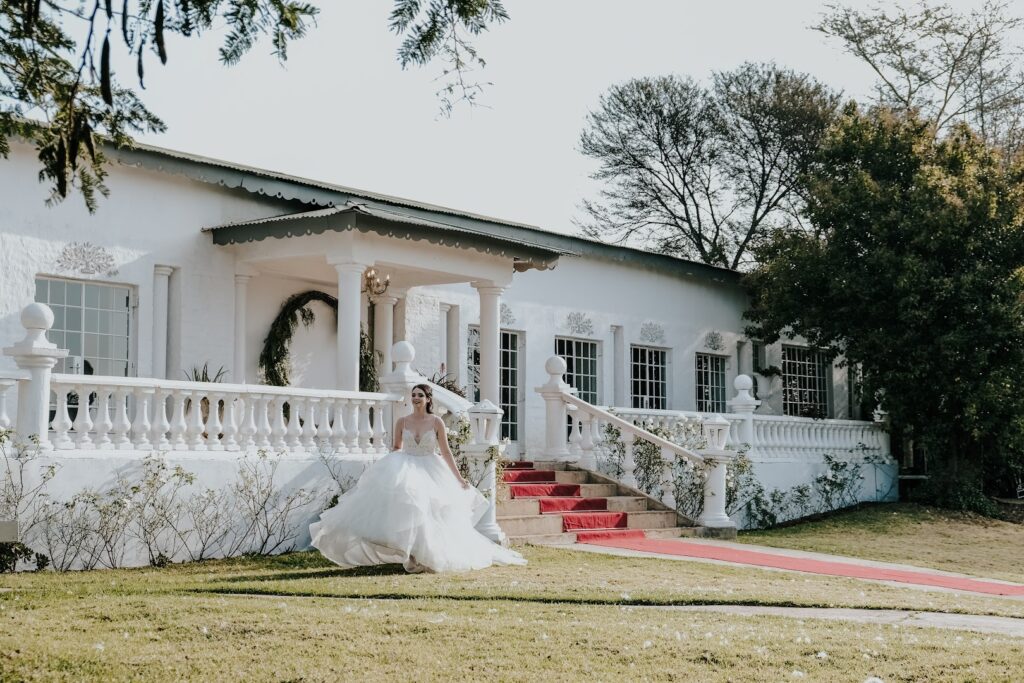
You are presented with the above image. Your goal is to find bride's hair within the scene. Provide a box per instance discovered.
[412,383,433,414]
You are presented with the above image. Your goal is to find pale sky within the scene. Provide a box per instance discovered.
[127,0,1011,234]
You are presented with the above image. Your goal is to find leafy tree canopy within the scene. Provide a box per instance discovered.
[0,1,508,211]
[578,63,839,270]
[744,105,1024,507]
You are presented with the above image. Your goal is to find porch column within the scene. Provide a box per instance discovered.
[232,273,251,383]
[438,303,450,376]
[334,262,366,391]
[371,294,399,375]
[473,283,503,405]
[611,324,626,408]
[152,265,173,379]
[446,304,463,386]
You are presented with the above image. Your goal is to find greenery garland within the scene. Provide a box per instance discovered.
[258,290,379,392]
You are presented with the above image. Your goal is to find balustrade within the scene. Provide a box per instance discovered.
[43,375,400,457]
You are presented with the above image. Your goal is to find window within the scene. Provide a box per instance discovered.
[554,337,600,404]
[695,353,727,412]
[631,345,668,409]
[468,327,522,442]
[782,345,830,418]
[35,277,133,377]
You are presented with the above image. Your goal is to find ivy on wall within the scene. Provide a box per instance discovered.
[258,290,379,392]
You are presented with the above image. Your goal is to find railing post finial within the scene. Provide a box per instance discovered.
[3,303,68,449]
[535,356,574,461]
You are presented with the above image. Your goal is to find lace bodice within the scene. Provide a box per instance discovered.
[402,428,439,456]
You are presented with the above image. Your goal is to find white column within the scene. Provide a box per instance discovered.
[393,291,408,343]
[438,303,450,376]
[611,324,626,408]
[232,273,251,384]
[152,265,173,379]
[334,262,366,391]
[446,304,462,385]
[371,294,398,375]
[3,304,68,450]
[473,283,503,406]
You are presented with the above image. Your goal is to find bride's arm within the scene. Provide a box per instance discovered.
[435,416,470,489]
[393,416,405,451]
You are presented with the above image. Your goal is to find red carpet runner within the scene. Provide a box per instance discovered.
[583,537,1024,597]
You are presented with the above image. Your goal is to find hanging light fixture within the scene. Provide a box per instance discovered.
[361,268,391,295]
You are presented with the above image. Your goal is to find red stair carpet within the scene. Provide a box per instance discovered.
[583,537,1024,597]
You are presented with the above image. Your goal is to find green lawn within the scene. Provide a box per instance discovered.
[2,539,1023,681]
[740,503,1024,583]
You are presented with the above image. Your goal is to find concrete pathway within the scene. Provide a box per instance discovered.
[652,605,1024,638]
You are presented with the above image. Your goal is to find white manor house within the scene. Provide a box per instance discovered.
[0,140,896,563]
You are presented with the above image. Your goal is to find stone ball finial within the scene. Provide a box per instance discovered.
[392,340,415,364]
[545,355,567,376]
[21,302,54,331]
[734,374,753,392]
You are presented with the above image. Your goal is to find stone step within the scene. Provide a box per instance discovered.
[497,514,565,537]
[497,495,649,517]
[500,469,590,484]
[624,510,679,530]
[507,526,700,546]
[499,482,618,501]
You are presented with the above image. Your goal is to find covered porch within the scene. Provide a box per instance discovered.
[203,202,565,407]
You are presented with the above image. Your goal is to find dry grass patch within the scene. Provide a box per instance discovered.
[740,503,1024,583]
[1,591,1023,681]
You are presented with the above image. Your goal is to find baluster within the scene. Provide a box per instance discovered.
[358,401,372,451]
[111,388,132,449]
[317,398,333,449]
[240,396,258,449]
[72,384,94,449]
[567,408,581,455]
[132,388,153,450]
[152,390,172,450]
[621,431,638,489]
[94,388,113,449]
[329,398,348,454]
[169,390,188,450]
[301,398,319,450]
[207,393,224,450]
[372,403,387,455]
[255,394,273,449]
[578,413,596,470]
[0,381,13,429]
[344,402,360,451]
[186,390,207,450]
[221,395,240,451]
[285,398,303,451]
[660,446,677,509]
[270,396,288,451]
[51,386,73,449]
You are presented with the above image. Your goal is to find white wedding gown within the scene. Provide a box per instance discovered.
[310,428,527,573]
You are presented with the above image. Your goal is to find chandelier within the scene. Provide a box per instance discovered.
[361,268,391,296]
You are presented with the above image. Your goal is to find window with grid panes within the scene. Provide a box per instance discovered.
[35,277,133,377]
[467,327,521,442]
[630,345,668,409]
[782,345,831,418]
[695,353,727,412]
[554,337,600,403]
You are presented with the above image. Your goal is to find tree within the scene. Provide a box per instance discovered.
[744,105,1024,510]
[578,63,838,270]
[816,1,1024,156]
[0,1,508,211]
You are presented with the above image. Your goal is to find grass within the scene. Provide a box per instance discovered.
[740,503,1024,583]
[2,541,1024,681]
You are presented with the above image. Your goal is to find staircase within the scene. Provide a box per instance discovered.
[498,460,703,544]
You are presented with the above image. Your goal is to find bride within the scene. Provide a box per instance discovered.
[310,383,527,573]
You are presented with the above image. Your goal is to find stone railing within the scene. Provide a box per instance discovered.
[609,406,704,432]
[723,375,891,463]
[46,375,398,456]
[537,356,736,530]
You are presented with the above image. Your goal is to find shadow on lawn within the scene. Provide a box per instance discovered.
[209,564,411,583]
